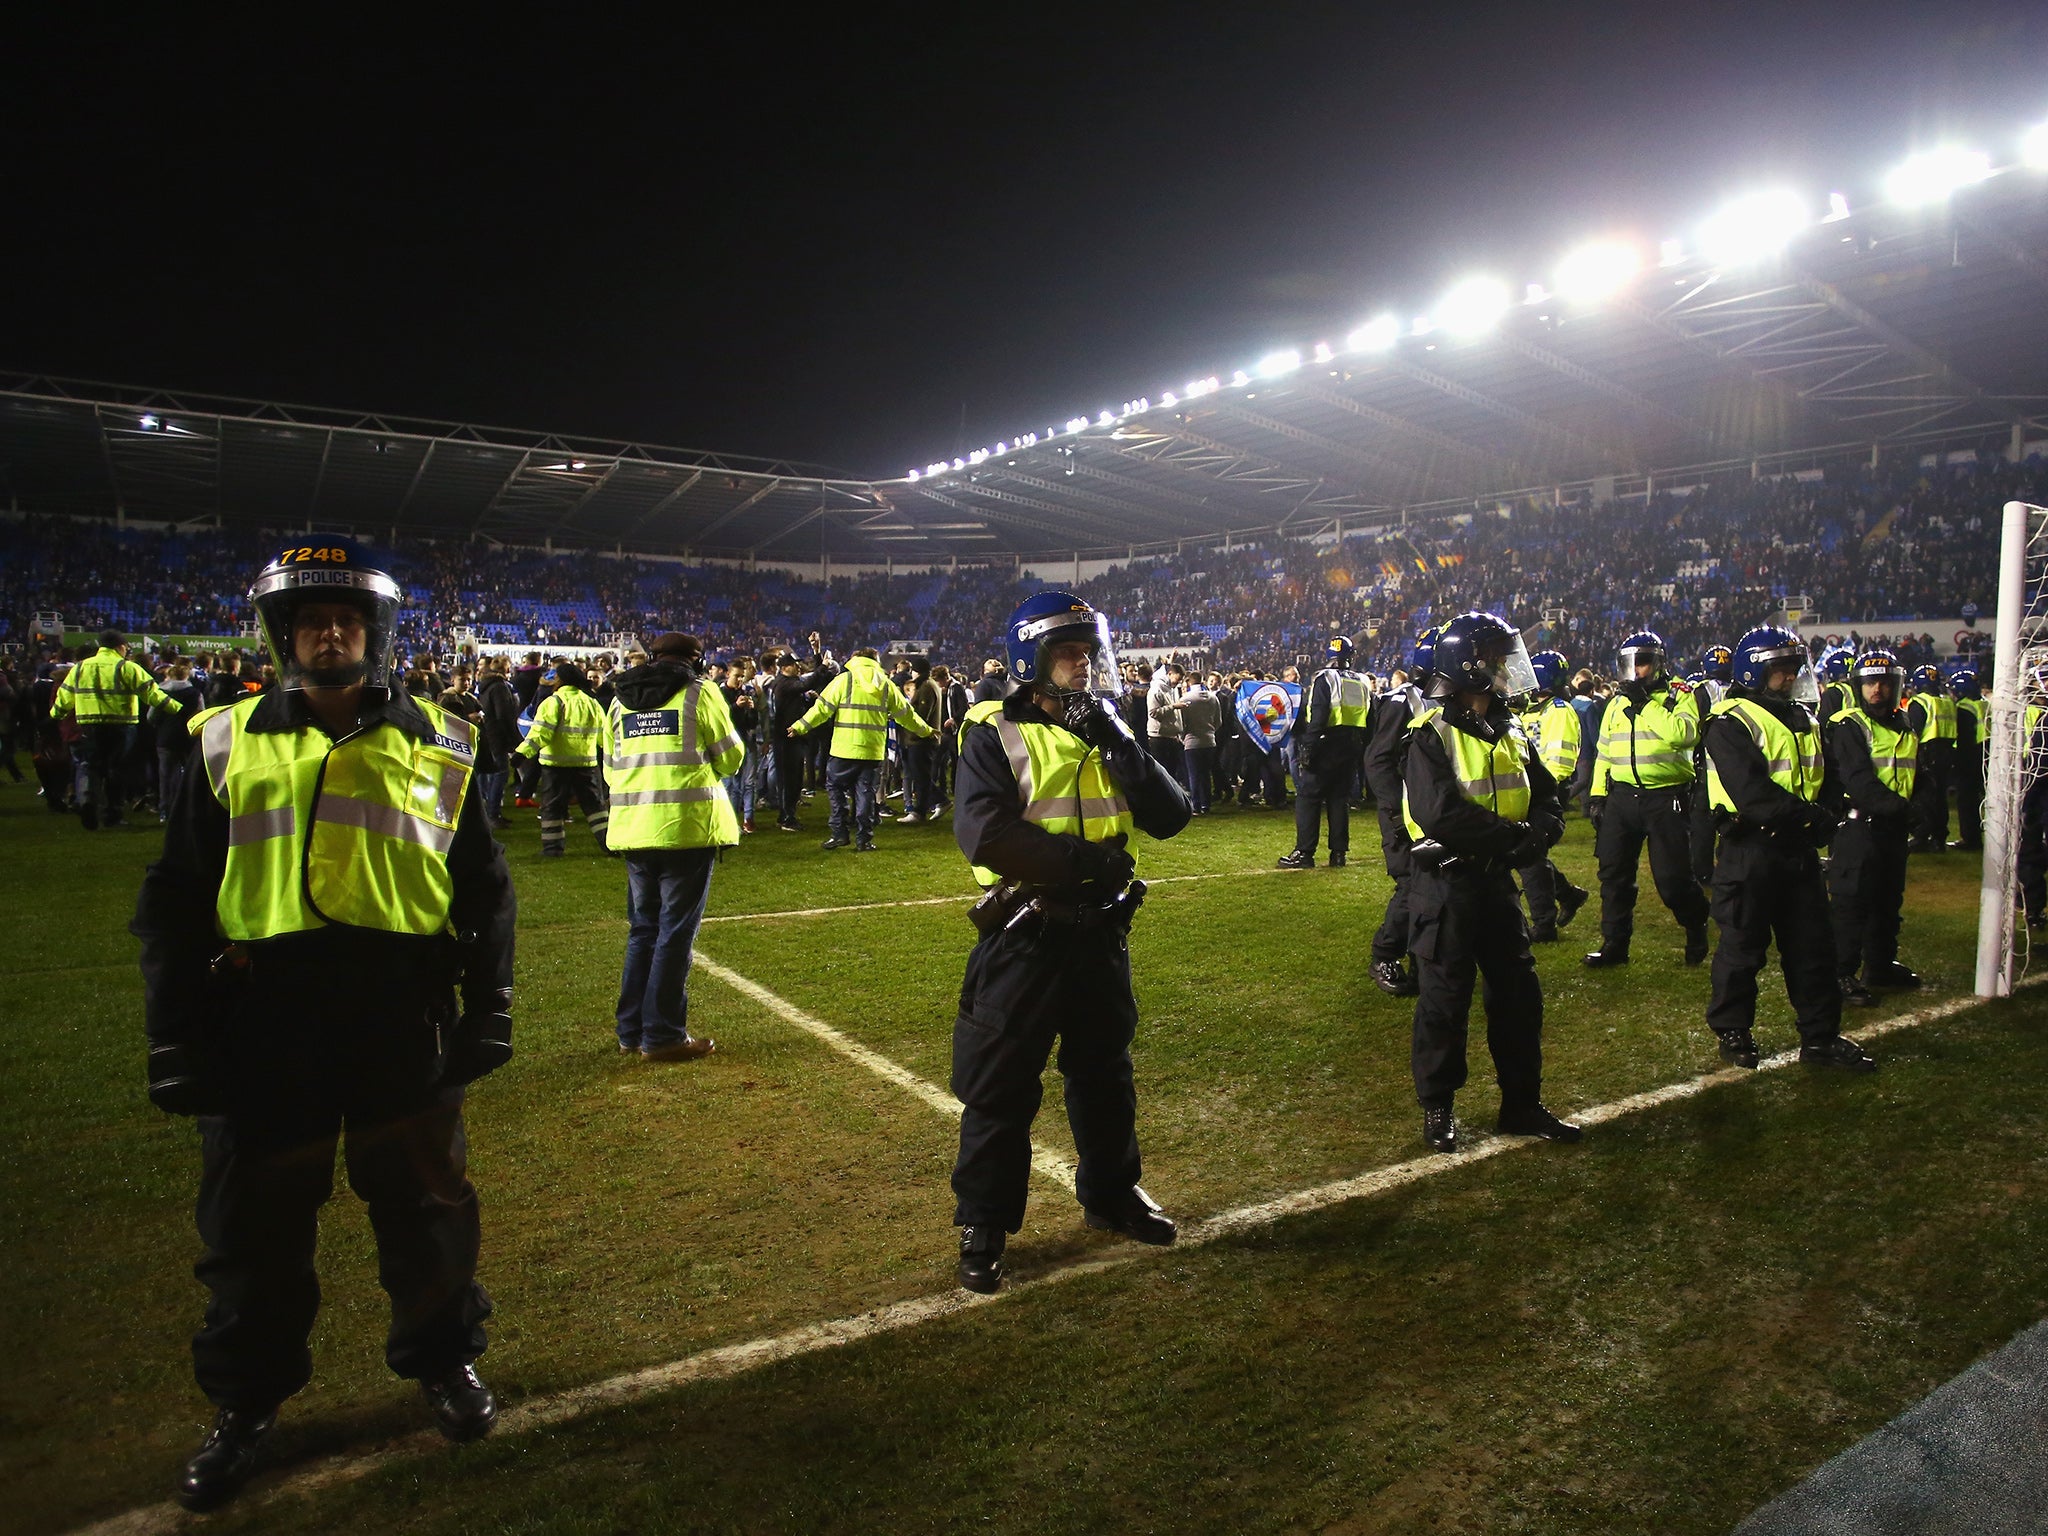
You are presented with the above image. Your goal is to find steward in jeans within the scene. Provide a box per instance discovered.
[604,633,743,1061]
[950,590,1190,1293]
[132,539,516,1512]
[1700,626,1876,1074]
[789,648,932,851]
[54,628,182,828]
[515,663,609,856]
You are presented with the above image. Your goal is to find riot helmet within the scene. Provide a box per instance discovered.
[1733,624,1819,705]
[1430,611,1538,700]
[1850,650,1905,716]
[249,536,402,699]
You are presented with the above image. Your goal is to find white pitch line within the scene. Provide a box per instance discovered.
[690,955,1078,1194]
[697,864,1305,925]
[68,980,2036,1536]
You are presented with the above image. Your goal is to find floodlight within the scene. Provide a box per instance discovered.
[1883,146,1991,205]
[1824,192,1851,222]
[1345,314,1400,353]
[138,414,158,430]
[1698,190,1808,266]
[1658,238,1684,266]
[2023,122,2048,170]
[1434,276,1511,337]
[1065,417,1088,434]
[1256,348,1303,378]
[1553,241,1641,305]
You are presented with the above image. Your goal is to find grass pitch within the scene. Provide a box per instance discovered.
[3,772,2044,1534]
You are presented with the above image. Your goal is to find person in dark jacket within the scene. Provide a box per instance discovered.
[475,657,523,827]
[1278,637,1371,868]
[1364,630,1440,996]
[760,648,835,830]
[151,662,204,818]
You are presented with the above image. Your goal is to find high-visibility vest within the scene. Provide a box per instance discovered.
[1592,682,1699,793]
[1402,704,1533,842]
[602,681,745,850]
[1313,668,1371,729]
[1705,697,1823,813]
[1836,708,1918,800]
[1911,692,1957,745]
[519,685,605,767]
[1520,695,1581,781]
[793,656,931,761]
[1822,679,1854,718]
[196,695,476,940]
[1956,696,1986,748]
[55,647,175,726]
[960,698,1132,889]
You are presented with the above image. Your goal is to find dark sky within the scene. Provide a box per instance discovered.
[7,4,2045,478]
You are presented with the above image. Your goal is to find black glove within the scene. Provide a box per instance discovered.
[1505,821,1552,869]
[1073,833,1136,892]
[1802,803,1835,851]
[1587,798,1605,832]
[443,988,514,1086]
[1065,693,1138,753]
[147,1040,226,1117]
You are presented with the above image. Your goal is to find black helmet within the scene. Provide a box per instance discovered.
[249,537,402,698]
[1429,611,1537,699]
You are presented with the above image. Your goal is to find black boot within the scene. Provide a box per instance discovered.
[1083,1186,1176,1245]
[1528,924,1558,943]
[1422,1104,1458,1153]
[1868,961,1921,989]
[1582,945,1630,968]
[420,1364,497,1443]
[1276,849,1315,870]
[1328,852,1346,868]
[1557,884,1589,928]
[1715,1029,1761,1070]
[1683,924,1709,966]
[958,1225,1006,1294]
[1800,1035,1878,1073]
[1839,975,1878,1008]
[177,1406,277,1512]
[1496,1102,1584,1142]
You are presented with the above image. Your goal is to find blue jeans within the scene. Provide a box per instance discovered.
[901,739,933,817]
[615,847,718,1050]
[722,744,758,823]
[826,756,879,841]
[477,769,507,821]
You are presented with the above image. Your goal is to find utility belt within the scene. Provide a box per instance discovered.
[969,878,1148,939]
[1408,839,1507,879]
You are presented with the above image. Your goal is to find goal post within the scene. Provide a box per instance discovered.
[1977,500,2046,997]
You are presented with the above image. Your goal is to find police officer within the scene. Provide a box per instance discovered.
[604,632,745,1060]
[1584,630,1711,968]
[1700,626,1875,1073]
[949,592,1190,1293]
[53,626,182,828]
[1825,649,1919,1007]
[1697,644,1733,707]
[1403,611,1581,1153]
[1951,669,1986,850]
[1278,635,1371,868]
[1816,646,1856,725]
[1364,626,1440,996]
[516,662,611,856]
[132,539,517,1511]
[789,646,934,852]
[1516,649,1590,942]
[1904,665,1956,852]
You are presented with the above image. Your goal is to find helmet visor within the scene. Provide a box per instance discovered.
[1750,642,1818,705]
[1018,607,1122,698]
[250,561,403,698]
[1480,632,1539,699]
[1616,642,1664,679]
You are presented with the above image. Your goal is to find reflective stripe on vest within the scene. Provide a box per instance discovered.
[802,660,910,761]
[59,650,161,724]
[1914,693,1958,744]
[1705,697,1823,812]
[1839,709,1918,799]
[1594,687,1698,789]
[1316,668,1371,728]
[1521,697,1580,779]
[602,681,742,850]
[962,699,1133,888]
[205,696,475,940]
[530,686,606,766]
[1401,705,1532,842]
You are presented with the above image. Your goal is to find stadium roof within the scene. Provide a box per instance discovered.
[6,165,2047,563]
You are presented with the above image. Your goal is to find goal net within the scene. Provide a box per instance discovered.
[1976,501,2048,996]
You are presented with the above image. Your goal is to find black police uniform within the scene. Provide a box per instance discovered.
[949,693,1190,1232]
[1292,669,1369,861]
[1825,701,1914,985]
[1906,695,1952,848]
[1592,680,1711,956]
[132,689,517,1413]
[1365,680,1426,977]
[1402,696,1563,1111]
[1701,691,1844,1048]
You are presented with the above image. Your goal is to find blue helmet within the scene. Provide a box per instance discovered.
[1951,669,1982,701]
[1850,649,1905,714]
[1326,634,1355,668]
[1530,649,1568,694]
[1430,611,1536,698]
[1003,590,1118,696]
[1909,664,1944,695]
[248,535,402,698]
[1410,624,1442,679]
[1615,630,1666,679]
[1819,646,1853,683]
[1701,644,1733,683]
[1732,624,1816,702]
[1684,670,1708,688]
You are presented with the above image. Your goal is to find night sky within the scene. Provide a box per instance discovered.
[7,4,2044,478]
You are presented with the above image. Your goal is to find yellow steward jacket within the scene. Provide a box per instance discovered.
[55,647,177,726]
[791,655,933,761]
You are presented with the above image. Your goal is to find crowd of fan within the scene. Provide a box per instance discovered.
[3,455,2041,683]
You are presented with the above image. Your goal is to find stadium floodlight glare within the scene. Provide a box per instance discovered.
[1433,276,1511,337]
[2022,122,2048,170]
[1256,348,1303,379]
[138,414,158,430]
[1345,314,1400,353]
[1553,241,1640,305]
[1698,190,1808,266]
[1824,192,1851,222]
[1883,146,1992,205]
